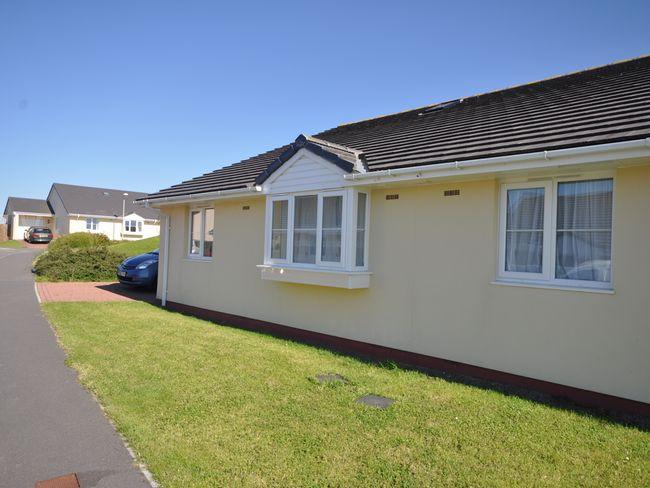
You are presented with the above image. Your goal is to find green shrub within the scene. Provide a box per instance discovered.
[34,246,127,282]
[48,232,111,252]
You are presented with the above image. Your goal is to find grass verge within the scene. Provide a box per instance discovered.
[109,236,159,256]
[42,302,649,487]
[0,240,24,248]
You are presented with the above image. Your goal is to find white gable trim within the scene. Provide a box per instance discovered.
[262,148,349,194]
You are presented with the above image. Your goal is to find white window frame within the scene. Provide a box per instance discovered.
[122,219,143,234]
[267,195,291,265]
[187,207,214,260]
[352,191,370,270]
[264,188,370,272]
[497,172,614,290]
[86,217,99,231]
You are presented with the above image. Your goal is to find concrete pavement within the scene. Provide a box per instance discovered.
[0,249,151,487]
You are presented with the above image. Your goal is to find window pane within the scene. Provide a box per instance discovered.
[190,210,201,255]
[203,208,214,257]
[271,200,288,259]
[321,195,342,262]
[505,231,544,273]
[556,179,612,282]
[356,229,365,267]
[356,193,367,266]
[271,230,287,260]
[505,188,544,273]
[293,196,317,263]
[293,230,316,263]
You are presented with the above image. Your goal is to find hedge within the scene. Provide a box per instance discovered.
[34,246,127,282]
[48,232,111,252]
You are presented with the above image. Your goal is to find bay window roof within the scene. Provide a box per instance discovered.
[141,56,650,202]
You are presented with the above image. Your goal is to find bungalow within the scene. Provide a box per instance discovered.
[2,197,54,240]
[46,183,160,240]
[3,183,161,241]
[138,56,650,414]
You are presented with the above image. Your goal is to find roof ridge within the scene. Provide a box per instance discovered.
[52,182,148,195]
[333,54,650,129]
[303,134,365,157]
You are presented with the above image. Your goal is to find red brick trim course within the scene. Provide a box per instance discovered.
[166,300,650,417]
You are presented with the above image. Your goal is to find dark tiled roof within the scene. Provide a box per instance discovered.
[143,56,650,201]
[51,183,160,220]
[3,197,52,216]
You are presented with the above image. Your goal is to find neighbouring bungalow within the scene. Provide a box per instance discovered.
[2,197,55,240]
[3,183,161,241]
[46,183,160,240]
[138,56,650,415]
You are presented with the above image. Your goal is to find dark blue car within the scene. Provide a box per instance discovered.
[117,249,159,288]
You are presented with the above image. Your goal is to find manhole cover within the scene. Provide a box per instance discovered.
[356,394,394,408]
[35,473,80,488]
[315,373,348,384]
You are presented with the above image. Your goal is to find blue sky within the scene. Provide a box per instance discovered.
[1,0,648,210]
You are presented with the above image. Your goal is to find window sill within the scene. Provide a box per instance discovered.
[183,256,213,262]
[258,264,371,289]
[491,280,614,294]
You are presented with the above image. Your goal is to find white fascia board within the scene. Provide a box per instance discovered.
[137,187,261,208]
[344,138,650,186]
[13,211,54,217]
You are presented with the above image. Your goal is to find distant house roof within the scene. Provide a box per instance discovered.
[51,183,159,220]
[142,55,650,201]
[3,197,52,216]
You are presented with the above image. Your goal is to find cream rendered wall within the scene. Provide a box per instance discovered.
[68,217,159,240]
[160,165,650,403]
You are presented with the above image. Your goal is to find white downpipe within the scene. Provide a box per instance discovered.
[161,214,171,307]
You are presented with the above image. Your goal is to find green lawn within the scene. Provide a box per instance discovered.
[109,236,159,256]
[42,302,649,488]
[0,240,24,248]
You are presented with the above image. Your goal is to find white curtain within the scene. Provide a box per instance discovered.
[321,196,342,262]
[293,196,317,263]
[271,200,288,259]
[505,187,545,273]
[555,179,612,282]
[203,208,214,257]
[355,193,367,267]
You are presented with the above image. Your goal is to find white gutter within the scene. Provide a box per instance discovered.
[344,138,650,185]
[160,214,171,307]
[137,186,261,207]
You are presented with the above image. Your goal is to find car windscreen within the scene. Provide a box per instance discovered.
[33,228,51,233]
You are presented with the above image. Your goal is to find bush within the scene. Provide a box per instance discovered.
[34,246,127,282]
[48,232,111,252]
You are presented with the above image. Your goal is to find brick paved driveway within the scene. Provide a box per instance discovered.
[37,281,157,303]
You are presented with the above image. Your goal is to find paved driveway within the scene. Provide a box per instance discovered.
[0,249,151,487]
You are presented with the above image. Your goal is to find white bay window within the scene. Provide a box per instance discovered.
[498,175,613,289]
[262,188,370,288]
